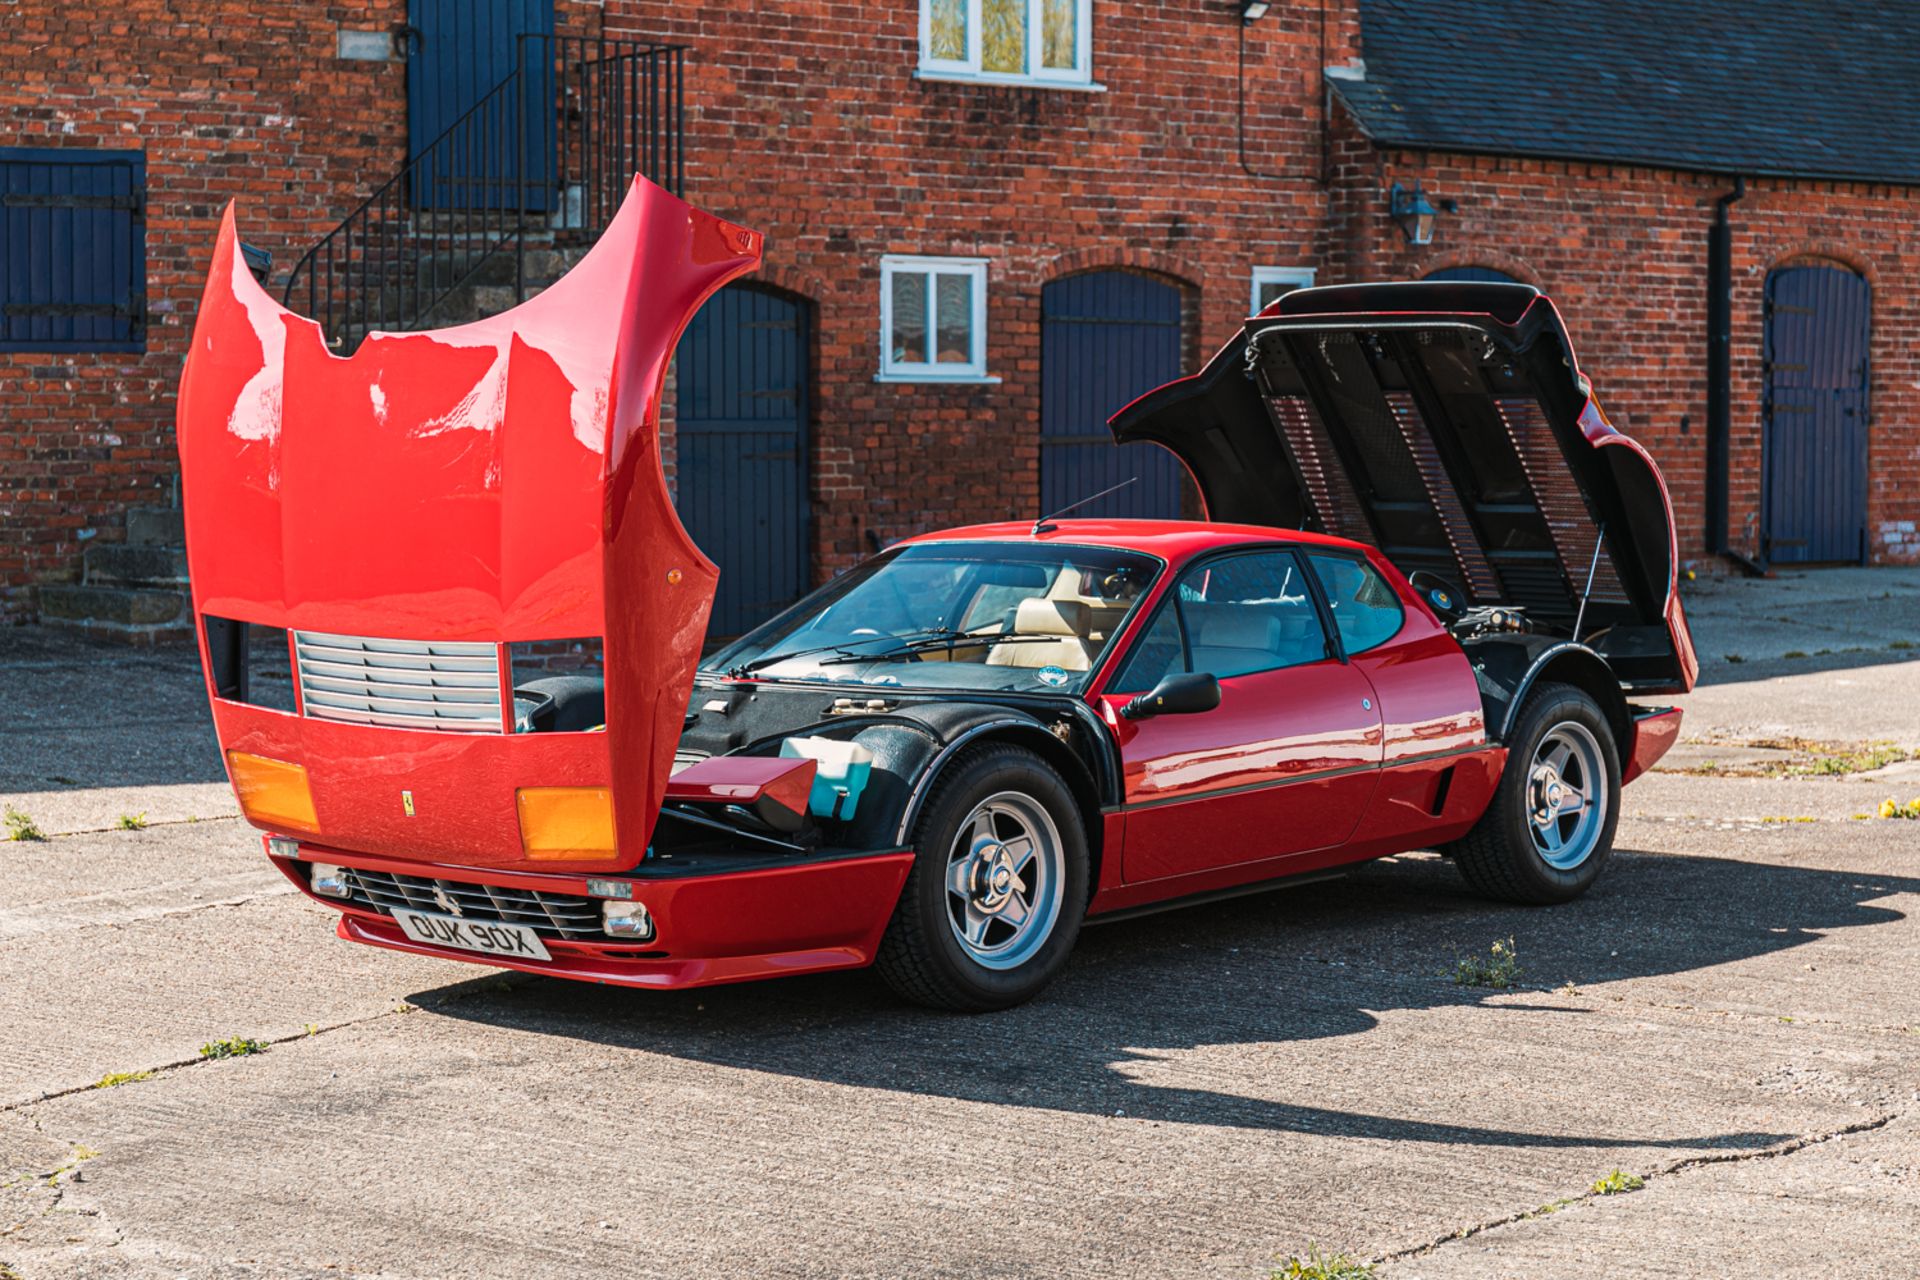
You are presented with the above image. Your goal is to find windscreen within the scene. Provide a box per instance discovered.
[705,542,1161,694]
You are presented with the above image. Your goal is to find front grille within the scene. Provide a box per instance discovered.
[313,863,603,941]
[294,631,502,732]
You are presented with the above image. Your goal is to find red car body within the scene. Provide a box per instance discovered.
[177,178,1692,997]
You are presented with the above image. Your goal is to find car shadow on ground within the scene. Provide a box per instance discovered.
[419,849,1916,1152]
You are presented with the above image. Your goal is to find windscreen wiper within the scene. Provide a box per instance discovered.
[726,627,959,676]
[817,632,1068,665]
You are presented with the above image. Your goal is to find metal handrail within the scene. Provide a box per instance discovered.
[281,36,686,354]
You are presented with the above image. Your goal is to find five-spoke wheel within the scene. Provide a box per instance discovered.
[1448,681,1622,904]
[943,792,1065,970]
[877,744,1088,1011]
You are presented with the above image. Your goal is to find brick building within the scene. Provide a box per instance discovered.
[4,0,1917,640]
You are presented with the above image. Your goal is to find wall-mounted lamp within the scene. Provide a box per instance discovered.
[1388,181,1439,246]
[1239,1,1272,22]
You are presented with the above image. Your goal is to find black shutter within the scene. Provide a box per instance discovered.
[0,147,146,352]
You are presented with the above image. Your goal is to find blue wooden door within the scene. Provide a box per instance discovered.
[1041,272,1185,519]
[1764,265,1871,564]
[676,285,811,639]
[406,0,553,208]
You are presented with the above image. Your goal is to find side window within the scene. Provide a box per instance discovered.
[1307,552,1405,655]
[1110,604,1184,694]
[1182,552,1329,678]
[1112,550,1328,692]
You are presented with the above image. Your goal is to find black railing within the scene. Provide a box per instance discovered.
[282,36,686,354]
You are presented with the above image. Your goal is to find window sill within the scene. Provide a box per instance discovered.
[913,69,1106,93]
[875,371,1003,385]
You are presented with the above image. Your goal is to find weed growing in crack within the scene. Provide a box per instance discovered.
[1591,1169,1645,1195]
[1876,798,1920,821]
[93,1070,154,1089]
[199,1036,268,1060]
[1453,937,1521,989]
[1272,1245,1374,1279]
[4,806,44,841]
[116,812,148,830]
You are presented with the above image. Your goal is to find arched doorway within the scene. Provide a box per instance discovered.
[675,283,812,637]
[1424,265,1520,284]
[1040,271,1185,520]
[1763,263,1871,564]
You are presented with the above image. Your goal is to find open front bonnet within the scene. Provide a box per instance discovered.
[177,178,763,862]
[1110,282,1696,693]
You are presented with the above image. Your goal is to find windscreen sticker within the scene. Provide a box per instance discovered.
[1036,666,1071,688]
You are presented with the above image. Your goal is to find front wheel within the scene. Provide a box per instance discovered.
[1447,681,1621,904]
[875,743,1089,1012]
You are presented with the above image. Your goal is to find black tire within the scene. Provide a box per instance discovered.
[1447,681,1622,905]
[875,743,1089,1012]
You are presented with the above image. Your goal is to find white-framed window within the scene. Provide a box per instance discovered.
[918,0,1096,89]
[1251,266,1317,315]
[879,256,992,383]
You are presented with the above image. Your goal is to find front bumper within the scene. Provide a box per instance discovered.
[269,838,914,990]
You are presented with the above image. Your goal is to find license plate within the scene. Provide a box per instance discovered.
[391,909,551,961]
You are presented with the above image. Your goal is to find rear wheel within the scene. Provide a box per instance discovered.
[1448,682,1621,904]
[875,744,1088,1012]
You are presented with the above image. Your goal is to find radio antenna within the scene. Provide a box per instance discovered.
[1031,477,1138,535]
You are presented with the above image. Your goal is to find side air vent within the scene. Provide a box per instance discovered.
[293,631,502,732]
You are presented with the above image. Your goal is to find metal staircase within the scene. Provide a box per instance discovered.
[282,35,687,354]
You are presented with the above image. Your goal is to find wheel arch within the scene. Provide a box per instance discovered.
[889,718,1110,896]
[1465,635,1631,762]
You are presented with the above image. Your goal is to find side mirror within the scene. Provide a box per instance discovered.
[1121,672,1222,721]
[1408,570,1465,623]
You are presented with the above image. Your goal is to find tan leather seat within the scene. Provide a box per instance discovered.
[1046,569,1129,642]
[986,598,1093,670]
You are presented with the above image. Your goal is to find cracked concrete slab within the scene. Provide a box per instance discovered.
[1385,1110,1920,1279]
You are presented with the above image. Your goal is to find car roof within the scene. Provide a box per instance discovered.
[894,518,1373,561]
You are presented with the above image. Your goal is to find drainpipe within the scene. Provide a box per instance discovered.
[1705,176,1767,574]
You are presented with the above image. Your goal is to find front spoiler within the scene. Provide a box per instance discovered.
[270,840,914,990]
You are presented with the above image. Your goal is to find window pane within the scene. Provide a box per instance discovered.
[982,0,1025,72]
[1041,0,1077,69]
[1307,553,1405,655]
[1178,552,1327,678]
[929,0,966,61]
[1257,280,1287,310]
[1113,605,1186,694]
[934,272,973,364]
[890,270,928,365]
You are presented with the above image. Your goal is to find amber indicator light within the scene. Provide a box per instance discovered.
[227,751,319,833]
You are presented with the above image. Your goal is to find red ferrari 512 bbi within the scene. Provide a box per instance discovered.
[178,179,1695,1011]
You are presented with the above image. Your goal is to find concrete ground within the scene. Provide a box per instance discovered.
[1,567,1917,1279]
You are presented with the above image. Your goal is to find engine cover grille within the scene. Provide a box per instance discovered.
[309,863,603,940]
[293,631,502,732]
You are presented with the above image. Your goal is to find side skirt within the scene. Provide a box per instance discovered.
[1084,867,1351,927]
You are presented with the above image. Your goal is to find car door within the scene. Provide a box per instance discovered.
[1303,549,1490,844]
[1097,548,1385,885]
